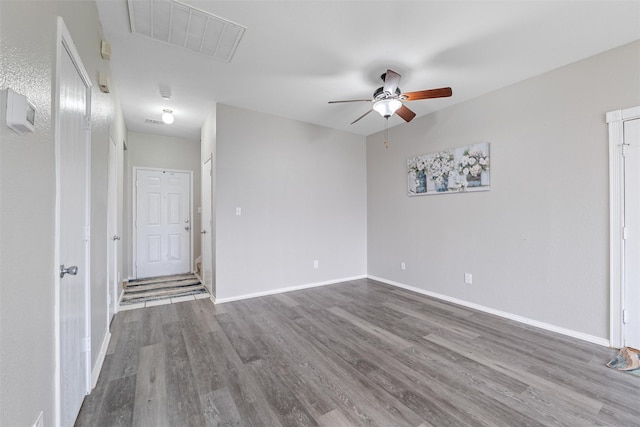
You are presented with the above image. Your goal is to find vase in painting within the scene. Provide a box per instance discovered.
[466,173,481,187]
[416,170,427,193]
[434,174,449,192]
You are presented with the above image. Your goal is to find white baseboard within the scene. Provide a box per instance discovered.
[215,275,367,304]
[91,330,111,389]
[368,275,611,348]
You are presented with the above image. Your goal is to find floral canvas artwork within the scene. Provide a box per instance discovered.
[408,142,490,196]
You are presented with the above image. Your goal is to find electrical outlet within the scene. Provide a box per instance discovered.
[464,273,473,284]
[401,262,406,270]
[235,207,242,216]
[313,260,319,269]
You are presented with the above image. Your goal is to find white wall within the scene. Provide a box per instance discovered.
[367,40,640,341]
[216,105,367,301]
[0,1,123,425]
[124,131,202,278]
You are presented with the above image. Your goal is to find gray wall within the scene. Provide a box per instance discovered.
[124,131,202,279]
[367,40,640,340]
[216,105,367,300]
[0,1,125,425]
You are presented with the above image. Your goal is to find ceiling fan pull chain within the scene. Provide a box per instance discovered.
[384,117,389,149]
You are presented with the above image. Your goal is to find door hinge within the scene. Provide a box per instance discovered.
[84,115,91,131]
[622,309,628,324]
[621,143,629,157]
[84,336,91,352]
[84,226,91,241]
[622,227,629,240]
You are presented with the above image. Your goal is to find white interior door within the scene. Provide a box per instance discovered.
[56,19,91,427]
[624,118,640,349]
[107,136,119,318]
[201,157,213,293]
[136,169,191,278]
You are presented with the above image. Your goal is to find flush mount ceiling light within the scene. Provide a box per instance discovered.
[161,109,174,124]
[128,0,246,62]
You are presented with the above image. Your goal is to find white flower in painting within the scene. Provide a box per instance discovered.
[425,151,454,182]
[408,156,427,173]
[456,147,489,177]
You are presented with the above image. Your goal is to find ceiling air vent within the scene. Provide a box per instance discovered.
[145,118,165,125]
[128,0,246,62]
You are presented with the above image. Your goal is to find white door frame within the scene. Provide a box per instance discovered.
[132,166,194,279]
[607,105,640,348]
[201,155,214,297]
[107,136,119,318]
[54,17,92,426]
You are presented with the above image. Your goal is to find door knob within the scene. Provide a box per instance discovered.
[185,226,190,231]
[201,230,207,234]
[60,265,78,278]
[112,235,121,241]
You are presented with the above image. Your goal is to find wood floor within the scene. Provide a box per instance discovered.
[75,279,640,426]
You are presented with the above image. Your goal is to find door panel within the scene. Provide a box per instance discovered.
[624,118,640,349]
[58,36,90,427]
[136,169,191,278]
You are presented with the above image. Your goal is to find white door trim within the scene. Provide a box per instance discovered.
[132,166,194,279]
[54,17,92,426]
[607,105,640,348]
[107,135,118,318]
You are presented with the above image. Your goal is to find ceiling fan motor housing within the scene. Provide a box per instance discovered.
[374,86,401,100]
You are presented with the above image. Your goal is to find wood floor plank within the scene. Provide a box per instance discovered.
[132,344,169,427]
[76,278,640,427]
[200,387,243,427]
[162,321,206,426]
[98,375,137,426]
[317,408,355,427]
[328,306,414,350]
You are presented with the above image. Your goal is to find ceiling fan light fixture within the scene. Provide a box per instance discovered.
[373,99,402,118]
[161,109,174,124]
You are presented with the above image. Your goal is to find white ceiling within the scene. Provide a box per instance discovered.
[96,1,640,139]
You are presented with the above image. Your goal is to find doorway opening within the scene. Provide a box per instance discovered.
[608,105,640,350]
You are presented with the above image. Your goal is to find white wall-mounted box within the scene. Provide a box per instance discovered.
[3,88,35,135]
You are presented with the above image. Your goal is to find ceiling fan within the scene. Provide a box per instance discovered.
[329,69,452,125]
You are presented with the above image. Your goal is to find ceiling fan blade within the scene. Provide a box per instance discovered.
[383,69,401,96]
[350,109,374,125]
[396,104,416,122]
[328,99,372,104]
[403,87,452,101]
